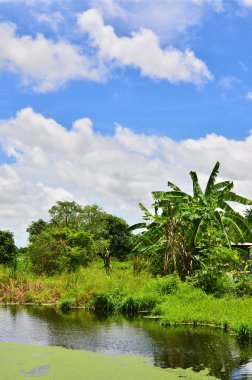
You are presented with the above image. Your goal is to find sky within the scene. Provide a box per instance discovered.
[1,0,252,246]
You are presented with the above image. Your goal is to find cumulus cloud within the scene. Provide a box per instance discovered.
[0,5,213,90]
[0,22,101,92]
[0,9,212,91]
[0,108,252,245]
[90,0,223,42]
[78,9,213,85]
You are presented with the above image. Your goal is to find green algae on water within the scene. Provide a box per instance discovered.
[0,342,218,380]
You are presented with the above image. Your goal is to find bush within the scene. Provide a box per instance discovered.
[149,252,164,276]
[193,270,234,296]
[154,274,180,295]
[57,298,73,312]
[234,276,252,296]
[236,323,252,342]
[92,293,115,314]
[28,230,94,275]
[120,294,157,315]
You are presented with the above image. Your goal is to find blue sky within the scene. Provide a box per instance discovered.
[0,0,252,245]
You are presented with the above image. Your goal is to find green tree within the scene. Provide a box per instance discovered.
[133,162,252,278]
[29,229,94,274]
[103,214,131,260]
[0,230,17,267]
[27,201,132,274]
[26,219,48,242]
[80,205,132,262]
[49,201,82,229]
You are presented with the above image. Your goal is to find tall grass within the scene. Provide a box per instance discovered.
[1,263,252,341]
[153,281,252,341]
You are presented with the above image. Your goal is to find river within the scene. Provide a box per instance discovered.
[0,305,252,379]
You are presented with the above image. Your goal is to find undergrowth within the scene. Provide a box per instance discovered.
[1,263,252,342]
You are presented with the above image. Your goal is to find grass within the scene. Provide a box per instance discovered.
[152,282,252,339]
[0,261,153,307]
[1,262,252,341]
[0,342,218,380]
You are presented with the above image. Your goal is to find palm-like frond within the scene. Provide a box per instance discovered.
[205,161,220,196]
[167,181,182,191]
[213,181,232,191]
[128,222,147,231]
[223,212,252,242]
[190,171,203,198]
[194,219,209,245]
[213,210,230,246]
[138,203,153,220]
[225,192,252,205]
[222,216,246,244]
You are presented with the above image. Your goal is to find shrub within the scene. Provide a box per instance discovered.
[154,274,180,295]
[92,293,115,314]
[236,323,252,342]
[120,294,157,315]
[234,276,252,296]
[193,270,234,296]
[57,298,73,312]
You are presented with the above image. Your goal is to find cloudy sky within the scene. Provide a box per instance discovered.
[1,0,252,245]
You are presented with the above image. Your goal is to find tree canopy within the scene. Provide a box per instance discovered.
[27,201,132,274]
[0,230,17,267]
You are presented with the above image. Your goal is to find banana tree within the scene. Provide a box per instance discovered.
[132,162,252,278]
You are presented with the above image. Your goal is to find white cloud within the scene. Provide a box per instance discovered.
[90,0,126,19]
[33,11,65,31]
[0,22,101,92]
[0,7,212,90]
[0,108,252,246]
[0,0,51,3]
[246,92,252,100]
[90,0,223,42]
[219,75,241,90]
[240,0,252,8]
[78,9,213,85]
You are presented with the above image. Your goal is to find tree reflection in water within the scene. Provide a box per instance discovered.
[0,305,252,380]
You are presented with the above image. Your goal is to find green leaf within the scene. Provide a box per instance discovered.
[205,161,220,196]
[189,171,203,198]
[167,181,182,191]
[225,192,252,205]
[128,223,147,231]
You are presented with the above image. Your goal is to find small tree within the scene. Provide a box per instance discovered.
[27,219,48,242]
[0,230,17,267]
[28,229,94,275]
[104,214,132,261]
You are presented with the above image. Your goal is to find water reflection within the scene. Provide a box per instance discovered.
[0,305,252,379]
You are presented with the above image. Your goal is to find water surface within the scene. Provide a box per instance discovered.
[0,305,252,379]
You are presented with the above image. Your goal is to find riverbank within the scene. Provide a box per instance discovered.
[0,263,252,340]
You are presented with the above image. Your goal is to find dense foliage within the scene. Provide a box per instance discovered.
[0,230,17,267]
[132,162,252,283]
[27,201,132,274]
